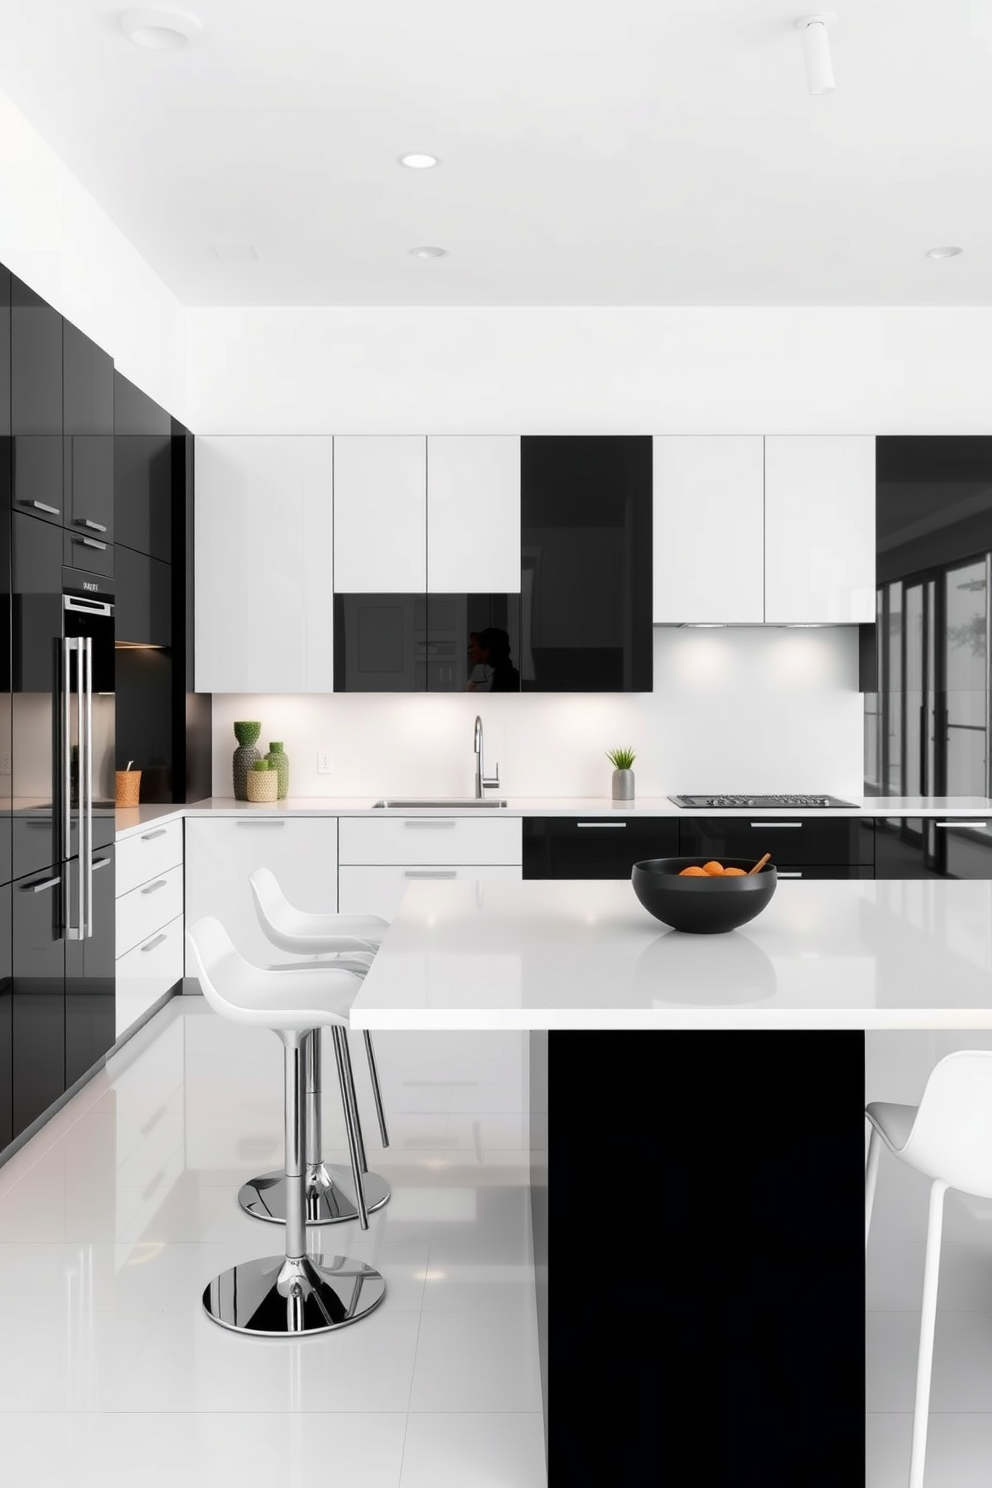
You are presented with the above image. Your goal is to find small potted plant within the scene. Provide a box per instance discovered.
[246,758,278,804]
[606,746,637,802]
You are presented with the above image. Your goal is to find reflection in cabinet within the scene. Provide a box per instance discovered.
[873,817,992,879]
[11,866,64,1138]
[195,436,333,692]
[764,436,875,624]
[520,436,653,691]
[333,592,521,692]
[652,437,764,624]
[333,436,426,593]
[184,817,339,971]
[11,513,61,881]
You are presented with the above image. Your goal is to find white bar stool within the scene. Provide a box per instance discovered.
[187,917,386,1337]
[237,866,392,1227]
[865,1050,992,1487]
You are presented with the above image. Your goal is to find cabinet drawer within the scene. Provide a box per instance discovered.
[63,528,113,578]
[115,864,183,957]
[339,864,522,920]
[116,818,183,897]
[677,817,874,868]
[115,914,184,1038]
[339,816,522,866]
[522,817,678,879]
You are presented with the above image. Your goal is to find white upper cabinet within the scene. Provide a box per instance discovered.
[764,436,876,624]
[333,436,426,592]
[194,436,334,693]
[427,437,521,593]
[652,436,764,624]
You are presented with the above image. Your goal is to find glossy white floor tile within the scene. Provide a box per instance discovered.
[0,996,546,1488]
[866,1031,992,1487]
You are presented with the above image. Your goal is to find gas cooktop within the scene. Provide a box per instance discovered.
[668,794,858,809]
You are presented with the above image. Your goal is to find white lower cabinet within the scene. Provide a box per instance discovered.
[184,816,339,972]
[339,863,523,920]
[114,820,186,1040]
[115,915,184,1039]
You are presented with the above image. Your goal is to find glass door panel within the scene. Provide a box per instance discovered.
[943,559,988,796]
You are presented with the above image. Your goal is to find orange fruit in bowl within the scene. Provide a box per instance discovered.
[678,865,708,876]
[722,867,746,876]
[703,861,725,876]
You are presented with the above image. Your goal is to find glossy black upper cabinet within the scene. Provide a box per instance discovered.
[10,276,62,528]
[63,320,114,545]
[520,436,653,692]
[114,371,172,562]
[0,265,9,438]
[333,594,521,692]
[11,514,61,881]
[872,438,992,798]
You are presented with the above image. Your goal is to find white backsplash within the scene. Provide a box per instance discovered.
[208,627,865,800]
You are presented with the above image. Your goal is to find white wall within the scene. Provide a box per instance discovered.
[186,304,992,436]
[209,627,864,799]
[0,86,186,420]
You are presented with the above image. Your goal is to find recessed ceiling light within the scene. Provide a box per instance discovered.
[926,245,963,259]
[120,7,203,50]
[409,246,448,259]
[211,245,260,262]
[399,153,439,170]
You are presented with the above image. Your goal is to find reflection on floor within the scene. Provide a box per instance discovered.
[0,996,546,1488]
[867,1030,992,1488]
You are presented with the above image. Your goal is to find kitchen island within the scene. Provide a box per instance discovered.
[347,874,987,1483]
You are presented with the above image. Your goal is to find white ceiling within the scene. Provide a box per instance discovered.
[1,0,991,306]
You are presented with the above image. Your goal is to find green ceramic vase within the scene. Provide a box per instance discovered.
[265,742,290,801]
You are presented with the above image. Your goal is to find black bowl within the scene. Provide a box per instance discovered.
[631,857,777,935]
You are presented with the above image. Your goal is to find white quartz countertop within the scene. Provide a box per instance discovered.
[348,877,992,1031]
[115,795,992,837]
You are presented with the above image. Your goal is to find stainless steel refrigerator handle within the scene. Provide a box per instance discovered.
[84,637,93,938]
[61,636,77,938]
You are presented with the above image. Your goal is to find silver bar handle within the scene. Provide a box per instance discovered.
[61,636,72,875]
[83,637,93,937]
[141,879,168,895]
[935,821,989,828]
[576,822,627,828]
[29,875,62,894]
[93,856,111,871]
[778,871,803,878]
[403,820,456,828]
[81,519,107,532]
[403,869,457,878]
[236,820,285,827]
[141,933,168,954]
[141,828,168,840]
[79,537,107,551]
[749,822,802,828]
[30,500,60,516]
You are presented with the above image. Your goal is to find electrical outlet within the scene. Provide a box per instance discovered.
[317,751,334,775]
[0,753,9,776]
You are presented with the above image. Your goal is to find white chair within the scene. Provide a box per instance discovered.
[865,1051,992,1487]
[238,866,391,1227]
[186,917,385,1336]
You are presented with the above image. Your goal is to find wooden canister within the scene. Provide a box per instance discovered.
[115,770,141,807]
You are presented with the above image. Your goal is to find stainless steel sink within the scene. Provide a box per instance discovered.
[372,798,508,809]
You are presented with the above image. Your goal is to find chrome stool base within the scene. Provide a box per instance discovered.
[203,1253,386,1336]
[239,1163,390,1225]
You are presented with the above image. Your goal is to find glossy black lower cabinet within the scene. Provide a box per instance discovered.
[873,817,992,878]
[0,884,11,1150]
[11,865,64,1139]
[549,1032,865,1485]
[678,816,876,872]
[522,817,678,878]
[65,848,115,1087]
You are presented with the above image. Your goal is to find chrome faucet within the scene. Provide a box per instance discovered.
[474,715,500,799]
